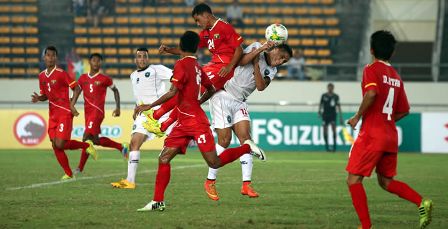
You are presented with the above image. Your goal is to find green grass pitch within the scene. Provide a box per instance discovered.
[0,149,447,228]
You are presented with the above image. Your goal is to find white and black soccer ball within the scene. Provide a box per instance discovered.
[265,23,288,45]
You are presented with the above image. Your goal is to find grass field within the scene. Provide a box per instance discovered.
[0,149,447,229]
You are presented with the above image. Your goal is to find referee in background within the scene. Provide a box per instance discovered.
[318,83,343,152]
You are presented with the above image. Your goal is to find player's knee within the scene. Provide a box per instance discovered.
[377,174,392,190]
[346,175,362,186]
[54,141,65,150]
[217,136,231,148]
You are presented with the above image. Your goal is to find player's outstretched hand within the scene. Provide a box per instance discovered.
[134,104,152,118]
[347,114,360,130]
[70,106,79,117]
[112,108,121,117]
[31,92,39,103]
[218,64,232,77]
[159,44,168,54]
[262,40,276,51]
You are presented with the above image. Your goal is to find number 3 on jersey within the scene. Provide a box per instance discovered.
[382,87,395,121]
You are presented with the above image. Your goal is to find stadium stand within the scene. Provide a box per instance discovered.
[72,0,341,78]
[0,0,40,78]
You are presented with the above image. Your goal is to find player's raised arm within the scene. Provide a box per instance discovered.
[159,44,181,55]
[239,41,275,66]
[110,85,121,117]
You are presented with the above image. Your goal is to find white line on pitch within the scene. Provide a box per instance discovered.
[6,164,204,191]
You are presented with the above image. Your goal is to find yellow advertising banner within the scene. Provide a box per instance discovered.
[1,109,165,150]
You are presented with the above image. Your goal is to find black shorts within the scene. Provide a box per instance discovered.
[322,114,336,126]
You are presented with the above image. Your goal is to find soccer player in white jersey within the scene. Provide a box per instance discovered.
[204,41,292,200]
[111,48,173,189]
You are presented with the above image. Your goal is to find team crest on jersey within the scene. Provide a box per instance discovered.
[145,72,150,77]
[227,115,232,123]
[51,79,57,85]
[94,81,101,85]
[214,34,220,39]
[264,69,270,76]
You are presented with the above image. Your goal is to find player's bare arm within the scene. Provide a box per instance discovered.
[239,41,275,66]
[110,85,121,117]
[70,85,82,117]
[252,54,271,91]
[134,84,178,117]
[218,46,243,77]
[199,84,216,104]
[159,44,181,55]
[318,96,323,117]
[394,111,409,122]
[347,89,377,129]
[31,92,48,103]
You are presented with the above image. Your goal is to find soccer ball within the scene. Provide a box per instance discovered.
[265,24,288,45]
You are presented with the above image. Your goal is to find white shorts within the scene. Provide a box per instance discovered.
[209,90,250,129]
[131,111,173,141]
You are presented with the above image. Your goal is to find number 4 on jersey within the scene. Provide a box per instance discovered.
[382,87,395,121]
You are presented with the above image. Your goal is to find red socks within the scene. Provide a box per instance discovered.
[64,140,88,150]
[53,148,72,177]
[349,183,371,229]
[387,180,422,206]
[218,144,250,167]
[77,149,89,172]
[99,137,122,151]
[154,95,177,120]
[153,163,171,202]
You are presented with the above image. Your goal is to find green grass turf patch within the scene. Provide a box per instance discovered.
[0,150,447,228]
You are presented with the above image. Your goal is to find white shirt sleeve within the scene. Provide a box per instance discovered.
[243,42,262,54]
[152,64,173,80]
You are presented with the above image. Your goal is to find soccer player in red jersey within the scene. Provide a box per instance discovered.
[75,53,129,174]
[31,46,96,180]
[146,2,244,135]
[346,31,432,229]
[134,31,265,212]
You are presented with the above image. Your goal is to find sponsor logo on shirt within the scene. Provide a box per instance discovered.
[264,69,270,76]
[214,33,220,39]
[145,72,151,77]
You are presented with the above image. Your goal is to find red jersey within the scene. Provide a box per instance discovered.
[359,61,410,153]
[198,19,243,64]
[170,56,213,127]
[78,72,113,117]
[38,67,78,116]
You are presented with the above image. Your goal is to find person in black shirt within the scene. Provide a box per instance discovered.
[318,83,343,151]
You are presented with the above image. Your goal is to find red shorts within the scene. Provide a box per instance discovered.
[203,62,235,91]
[48,113,73,140]
[346,134,397,177]
[84,114,104,135]
[164,123,215,154]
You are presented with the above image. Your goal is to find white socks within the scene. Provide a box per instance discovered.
[207,144,225,180]
[207,144,253,182]
[240,153,253,181]
[126,150,140,183]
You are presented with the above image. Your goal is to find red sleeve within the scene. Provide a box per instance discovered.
[105,76,113,87]
[362,66,378,93]
[223,23,244,48]
[64,71,78,89]
[171,61,185,90]
[395,82,410,113]
[198,30,208,49]
[200,67,213,88]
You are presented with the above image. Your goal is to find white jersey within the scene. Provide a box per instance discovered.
[224,42,277,102]
[130,64,172,105]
